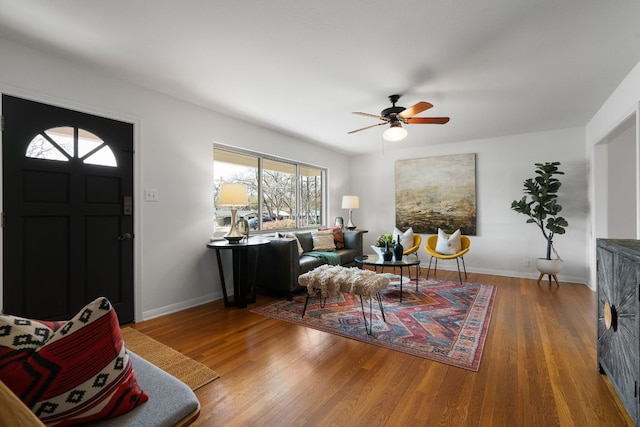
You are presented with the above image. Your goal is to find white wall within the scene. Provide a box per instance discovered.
[3,35,638,314]
[586,60,640,289]
[606,122,637,238]
[350,128,589,285]
[0,38,351,320]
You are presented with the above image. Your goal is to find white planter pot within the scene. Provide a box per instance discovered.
[535,258,562,275]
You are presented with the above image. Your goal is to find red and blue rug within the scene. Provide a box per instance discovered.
[252,276,496,371]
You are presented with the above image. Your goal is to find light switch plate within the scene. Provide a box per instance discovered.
[145,188,159,202]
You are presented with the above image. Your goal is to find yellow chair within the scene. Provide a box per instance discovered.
[380,233,422,277]
[424,234,470,284]
[403,234,422,257]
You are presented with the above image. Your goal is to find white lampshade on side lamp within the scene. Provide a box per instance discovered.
[342,195,359,230]
[219,183,248,243]
[383,122,408,142]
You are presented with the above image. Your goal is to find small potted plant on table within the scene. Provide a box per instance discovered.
[372,234,395,260]
[510,162,569,283]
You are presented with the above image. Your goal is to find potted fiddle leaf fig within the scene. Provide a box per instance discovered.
[511,162,569,274]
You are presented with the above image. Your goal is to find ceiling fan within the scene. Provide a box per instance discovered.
[348,94,450,141]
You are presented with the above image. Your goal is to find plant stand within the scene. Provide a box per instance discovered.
[537,273,559,287]
[535,258,561,287]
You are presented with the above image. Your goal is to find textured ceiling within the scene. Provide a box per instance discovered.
[1,0,640,154]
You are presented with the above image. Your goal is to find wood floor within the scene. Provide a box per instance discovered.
[128,270,634,426]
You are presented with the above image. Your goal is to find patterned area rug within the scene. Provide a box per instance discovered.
[252,277,496,371]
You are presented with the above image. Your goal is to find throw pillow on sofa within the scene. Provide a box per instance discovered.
[311,230,336,251]
[0,297,148,426]
[284,232,305,256]
[276,232,305,256]
[318,227,345,249]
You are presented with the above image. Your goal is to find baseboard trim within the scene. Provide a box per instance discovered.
[427,265,590,289]
[141,293,218,321]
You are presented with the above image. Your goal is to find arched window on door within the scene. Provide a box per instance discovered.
[25,126,117,167]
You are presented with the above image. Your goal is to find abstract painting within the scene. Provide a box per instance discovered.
[395,153,476,235]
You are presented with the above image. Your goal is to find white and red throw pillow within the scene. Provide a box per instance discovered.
[0,297,148,426]
[318,227,345,249]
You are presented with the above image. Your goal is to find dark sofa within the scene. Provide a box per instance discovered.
[257,230,364,298]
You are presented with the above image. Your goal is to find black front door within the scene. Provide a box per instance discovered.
[2,95,134,322]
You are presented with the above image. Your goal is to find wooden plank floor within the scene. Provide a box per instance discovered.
[128,270,634,426]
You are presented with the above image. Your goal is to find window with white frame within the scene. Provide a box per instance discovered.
[213,145,326,236]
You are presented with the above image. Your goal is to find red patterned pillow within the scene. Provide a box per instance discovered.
[0,297,148,426]
[318,227,345,249]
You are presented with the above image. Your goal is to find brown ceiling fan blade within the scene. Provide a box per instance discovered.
[398,101,433,119]
[347,122,387,134]
[404,117,450,125]
[352,111,389,121]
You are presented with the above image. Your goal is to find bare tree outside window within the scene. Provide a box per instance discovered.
[213,146,325,237]
[26,133,69,161]
[300,166,322,226]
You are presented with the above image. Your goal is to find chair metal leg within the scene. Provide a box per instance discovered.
[461,256,467,279]
[427,257,439,278]
[454,256,468,284]
[429,255,468,284]
[411,254,420,283]
[455,258,463,284]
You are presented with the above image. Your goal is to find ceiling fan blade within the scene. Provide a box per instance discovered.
[404,117,450,125]
[352,111,389,121]
[347,122,387,134]
[398,101,433,119]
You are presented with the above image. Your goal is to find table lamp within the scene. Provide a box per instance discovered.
[219,183,248,243]
[341,195,359,230]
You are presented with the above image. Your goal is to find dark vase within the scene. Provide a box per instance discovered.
[383,241,393,261]
[393,234,404,261]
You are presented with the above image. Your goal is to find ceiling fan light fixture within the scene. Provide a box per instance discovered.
[383,122,407,142]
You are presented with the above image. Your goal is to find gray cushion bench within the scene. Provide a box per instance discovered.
[88,352,200,426]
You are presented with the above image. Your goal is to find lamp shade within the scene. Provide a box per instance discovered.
[341,195,359,209]
[383,122,408,142]
[219,183,248,206]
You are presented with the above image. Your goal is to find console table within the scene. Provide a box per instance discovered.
[207,238,270,308]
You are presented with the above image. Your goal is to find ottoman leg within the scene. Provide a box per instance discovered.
[302,289,326,318]
[359,296,373,335]
[302,293,311,318]
[376,292,386,322]
[360,293,385,336]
